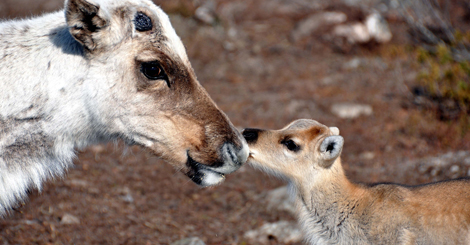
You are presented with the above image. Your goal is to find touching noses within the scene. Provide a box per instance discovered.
[218,140,247,172]
[242,128,262,144]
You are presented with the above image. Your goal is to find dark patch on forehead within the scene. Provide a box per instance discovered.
[132,8,167,46]
[306,126,325,141]
[134,12,153,32]
[113,6,167,47]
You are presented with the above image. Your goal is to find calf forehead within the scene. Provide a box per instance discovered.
[283,119,323,130]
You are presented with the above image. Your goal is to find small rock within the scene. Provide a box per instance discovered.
[292,12,347,42]
[464,157,470,166]
[342,57,362,70]
[23,219,40,225]
[121,194,134,203]
[170,237,205,245]
[331,103,373,119]
[260,0,325,18]
[332,12,392,45]
[244,221,303,244]
[194,0,216,25]
[118,187,134,203]
[321,74,344,85]
[67,179,88,188]
[365,13,392,43]
[60,213,80,225]
[360,151,375,160]
[407,151,470,180]
[450,165,460,173]
[333,23,370,44]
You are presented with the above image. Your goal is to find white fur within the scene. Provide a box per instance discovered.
[0,0,247,214]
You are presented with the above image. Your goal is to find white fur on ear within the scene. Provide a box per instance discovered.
[319,136,344,167]
[329,127,340,136]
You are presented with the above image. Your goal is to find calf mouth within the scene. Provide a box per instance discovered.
[186,154,226,187]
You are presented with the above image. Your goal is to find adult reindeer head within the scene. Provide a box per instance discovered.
[64,0,248,186]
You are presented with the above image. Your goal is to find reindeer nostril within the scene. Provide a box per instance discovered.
[223,143,237,165]
[242,128,261,144]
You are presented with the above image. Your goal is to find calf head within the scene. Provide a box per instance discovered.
[64,0,248,186]
[242,119,343,180]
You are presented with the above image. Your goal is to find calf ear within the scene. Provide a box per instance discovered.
[65,0,108,51]
[318,136,344,168]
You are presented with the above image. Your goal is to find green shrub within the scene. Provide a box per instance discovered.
[416,43,470,108]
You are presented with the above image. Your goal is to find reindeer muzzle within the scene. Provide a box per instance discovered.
[186,142,248,186]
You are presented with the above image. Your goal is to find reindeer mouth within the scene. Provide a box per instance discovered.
[186,154,226,186]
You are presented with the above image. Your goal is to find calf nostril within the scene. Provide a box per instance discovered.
[242,128,260,144]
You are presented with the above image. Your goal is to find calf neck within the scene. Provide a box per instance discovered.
[0,0,248,214]
[243,119,470,245]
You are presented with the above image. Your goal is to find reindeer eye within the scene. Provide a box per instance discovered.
[134,12,152,32]
[281,139,300,152]
[141,62,169,87]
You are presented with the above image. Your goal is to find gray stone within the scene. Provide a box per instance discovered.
[404,151,470,180]
[194,0,217,25]
[360,151,376,160]
[243,221,303,244]
[292,12,347,42]
[331,103,373,119]
[118,187,134,203]
[333,22,370,44]
[170,237,205,245]
[450,165,460,173]
[342,57,362,70]
[365,13,392,43]
[260,0,326,17]
[332,13,391,44]
[60,213,80,225]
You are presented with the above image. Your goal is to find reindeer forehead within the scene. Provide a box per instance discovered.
[110,0,189,65]
[149,7,188,65]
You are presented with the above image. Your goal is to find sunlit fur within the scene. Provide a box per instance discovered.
[0,0,248,215]
[246,119,470,245]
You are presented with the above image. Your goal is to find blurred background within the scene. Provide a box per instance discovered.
[0,0,469,244]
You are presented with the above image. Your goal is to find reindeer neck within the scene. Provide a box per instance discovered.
[293,158,369,244]
[294,158,351,204]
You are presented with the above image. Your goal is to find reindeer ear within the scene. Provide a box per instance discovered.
[65,0,108,51]
[318,136,344,168]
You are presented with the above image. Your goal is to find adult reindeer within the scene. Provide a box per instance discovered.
[0,0,248,214]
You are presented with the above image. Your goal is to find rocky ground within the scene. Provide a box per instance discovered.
[0,0,469,244]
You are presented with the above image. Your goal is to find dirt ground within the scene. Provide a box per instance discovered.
[0,0,469,244]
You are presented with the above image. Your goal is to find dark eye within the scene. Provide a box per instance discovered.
[281,139,300,152]
[134,12,152,32]
[141,62,169,87]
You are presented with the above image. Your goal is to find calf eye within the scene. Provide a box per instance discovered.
[281,139,300,152]
[134,12,152,32]
[141,62,169,87]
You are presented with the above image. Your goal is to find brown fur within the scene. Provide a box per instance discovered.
[0,0,249,213]
[244,119,470,245]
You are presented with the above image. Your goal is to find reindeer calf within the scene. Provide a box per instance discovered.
[243,119,470,245]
